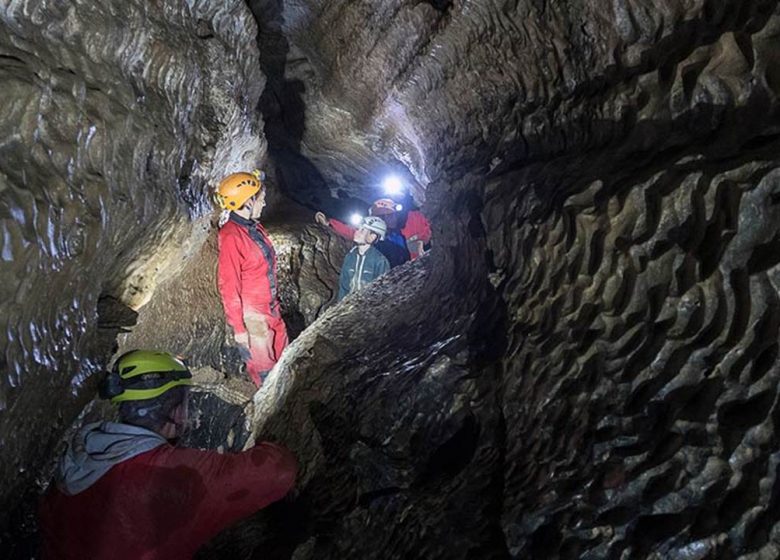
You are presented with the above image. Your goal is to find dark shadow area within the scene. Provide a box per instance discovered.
[422,0,452,12]
[95,295,139,354]
[0,486,41,560]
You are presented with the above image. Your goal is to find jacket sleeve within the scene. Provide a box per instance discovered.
[329,218,356,240]
[176,442,298,546]
[376,253,390,278]
[404,211,432,243]
[217,231,247,335]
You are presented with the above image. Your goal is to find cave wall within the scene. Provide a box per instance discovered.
[3,0,780,558]
[478,2,780,557]
[239,0,780,557]
[0,0,265,525]
[489,153,780,559]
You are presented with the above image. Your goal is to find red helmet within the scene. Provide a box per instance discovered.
[370,198,397,216]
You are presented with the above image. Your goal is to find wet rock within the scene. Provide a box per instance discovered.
[198,192,510,559]
[0,0,264,532]
[4,1,780,559]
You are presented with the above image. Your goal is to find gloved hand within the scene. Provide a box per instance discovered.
[407,239,425,257]
[314,212,329,226]
[234,332,251,360]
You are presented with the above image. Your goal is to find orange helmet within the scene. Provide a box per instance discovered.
[215,170,264,210]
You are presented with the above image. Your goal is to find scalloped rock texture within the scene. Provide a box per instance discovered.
[0,0,264,529]
[4,1,780,559]
[205,1,780,559]
[487,158,780,558]
[252,0,780,200]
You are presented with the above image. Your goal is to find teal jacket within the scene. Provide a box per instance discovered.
[338,245,390,301]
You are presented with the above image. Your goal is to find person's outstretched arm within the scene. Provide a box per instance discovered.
[328,218,356,240]
[168,442,298,547]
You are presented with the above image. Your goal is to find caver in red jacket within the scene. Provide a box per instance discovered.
[40,433,297,560]
[218,213,288,385]
[329,209,432,259]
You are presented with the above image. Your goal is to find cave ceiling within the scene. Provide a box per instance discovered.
[253,0,780,213]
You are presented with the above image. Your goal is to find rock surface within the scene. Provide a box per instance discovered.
[0,0,265,540]
[4,1,780,559]
[212,0,780,557]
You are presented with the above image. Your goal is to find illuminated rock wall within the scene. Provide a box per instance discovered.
[0,0,264,523]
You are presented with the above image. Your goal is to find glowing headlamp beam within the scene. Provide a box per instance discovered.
[382,175,404,196]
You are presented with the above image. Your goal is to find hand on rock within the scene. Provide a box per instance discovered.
[315,212,329,226]
[234,332,251,360]
[234,331,250,348]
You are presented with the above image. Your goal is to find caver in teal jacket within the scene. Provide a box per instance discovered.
[338,245,390,301]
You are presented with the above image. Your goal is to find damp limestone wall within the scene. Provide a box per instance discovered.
[0,0,265,527]
[3,1,780,559]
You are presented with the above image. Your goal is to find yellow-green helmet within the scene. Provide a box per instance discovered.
[100,350,192,403]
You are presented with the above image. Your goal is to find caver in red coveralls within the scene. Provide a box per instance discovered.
[39,431,297,560]
[329,209,432,259]
[218,212,288,386]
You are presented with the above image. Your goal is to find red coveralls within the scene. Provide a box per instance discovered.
[39,442,298,560]
[218,213,288,385]
[329,209,432,259]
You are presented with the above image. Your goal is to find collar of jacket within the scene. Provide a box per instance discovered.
[56,422,168,496]
[229,212,258,228]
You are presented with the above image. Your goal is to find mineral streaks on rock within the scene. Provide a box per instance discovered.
[0,0,264,519]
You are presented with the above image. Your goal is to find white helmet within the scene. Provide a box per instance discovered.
[361,216,387,240]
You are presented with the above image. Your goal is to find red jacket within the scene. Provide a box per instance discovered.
[40,442,297,560]
[329,210,431,259]
[218,214,280,335]
[401,210,432,246]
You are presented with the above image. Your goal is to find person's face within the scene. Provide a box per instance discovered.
[161,392,191,441]
[246,189,266,220]
[353,226,376,245]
